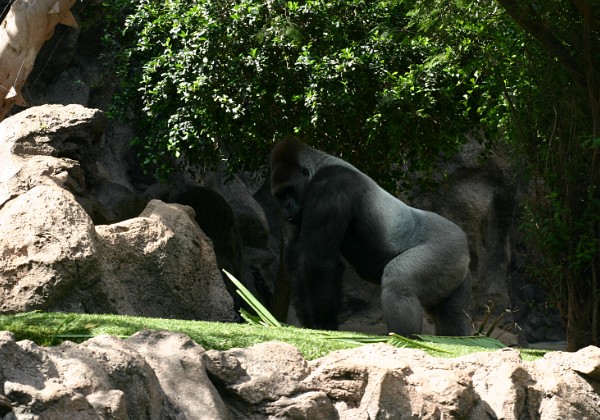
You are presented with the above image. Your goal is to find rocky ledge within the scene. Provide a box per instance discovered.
[0,330,598,419]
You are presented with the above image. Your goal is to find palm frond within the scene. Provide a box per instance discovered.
[323,335,390,346]
[415,334,506,349]
[223,269,282,327]
[325,333,451,353]
[388,333,452,353]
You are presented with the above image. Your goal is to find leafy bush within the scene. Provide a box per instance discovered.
[104,0,482,189]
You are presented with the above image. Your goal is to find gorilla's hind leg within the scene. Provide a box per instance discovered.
[381,248,435,336]
[428,279,471,336]
[380,247,469,337]
[381,288,424,337]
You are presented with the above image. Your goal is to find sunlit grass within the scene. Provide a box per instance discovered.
[0,311,549,361]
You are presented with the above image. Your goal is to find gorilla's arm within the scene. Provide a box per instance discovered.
[289,168,355,330]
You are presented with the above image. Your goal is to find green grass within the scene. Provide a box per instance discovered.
[0,311,549,361]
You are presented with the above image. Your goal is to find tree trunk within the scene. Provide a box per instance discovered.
[497,0,600,351]
[566,276,594,351]
[0,0,77,121]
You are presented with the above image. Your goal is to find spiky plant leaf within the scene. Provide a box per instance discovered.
[415,334,506,349]
[239,309,267,326]
[388,333,452,353]
[325,333,451,353]
[223,269,281,327]
[323,335,390,346]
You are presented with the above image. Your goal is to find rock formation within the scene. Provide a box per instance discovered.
[0,104,235,322]
[0,7,584,418]
[0,330,598,419]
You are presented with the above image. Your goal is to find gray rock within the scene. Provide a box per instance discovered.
[0,105,235,322]
[0,185,97,313]
[90,200,236,321]
[1,331,599,418]
[125,330,231,419]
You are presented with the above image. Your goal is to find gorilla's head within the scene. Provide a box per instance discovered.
[270,136,311,225]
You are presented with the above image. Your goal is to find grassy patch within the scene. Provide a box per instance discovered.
[0,311,548,361]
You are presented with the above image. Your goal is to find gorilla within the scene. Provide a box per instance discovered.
[270,136,471,336]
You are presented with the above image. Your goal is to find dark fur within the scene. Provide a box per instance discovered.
[271,136,471,336]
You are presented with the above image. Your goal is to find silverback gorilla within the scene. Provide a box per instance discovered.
[270,136,471,336]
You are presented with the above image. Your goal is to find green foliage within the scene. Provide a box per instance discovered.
[103,0,483,189]
[489,0,600,348]
[223,269,282,327]
[415,334,506,349]
[225,268,507,355]
[0,311,359,360]
[0,312,545,360]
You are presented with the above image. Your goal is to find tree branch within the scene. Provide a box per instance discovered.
[496,0,587,92]
[0,0,78,121]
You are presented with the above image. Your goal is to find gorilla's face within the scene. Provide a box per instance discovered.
[275,186,302,224]
[272,167,309,224]
[270,136,312,225]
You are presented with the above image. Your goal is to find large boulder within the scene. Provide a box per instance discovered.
[0,103,145,224]
[0,186,235,321]
[0,185,97,312]
[0,104,102,207]
[0,330,229,419]
[0,105,236,322]
[0,331,598,419]
[89,199,236,321]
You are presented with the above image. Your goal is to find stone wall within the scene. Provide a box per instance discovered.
[0,330,598,419]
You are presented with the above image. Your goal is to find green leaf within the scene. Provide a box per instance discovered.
[324,335,390,346]
[388,333,451,353]
[238,309,264,326]
[223,269,282,327]
[324,333,451,353]
[415,334,506,349]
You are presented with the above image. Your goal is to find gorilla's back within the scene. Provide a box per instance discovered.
[318,164,469,283]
